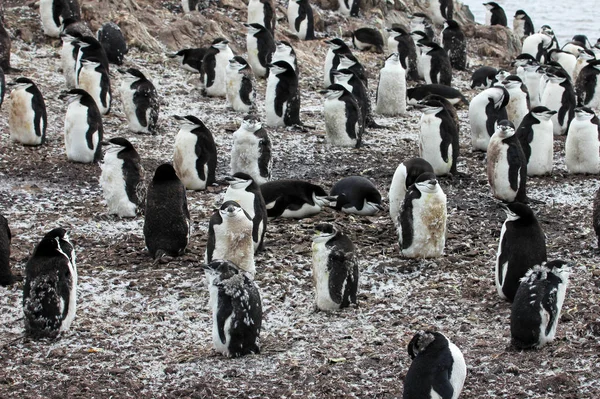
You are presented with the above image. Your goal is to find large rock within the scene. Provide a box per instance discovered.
[463,24,522,61]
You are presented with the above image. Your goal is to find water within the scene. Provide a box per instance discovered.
[459,0,600,46]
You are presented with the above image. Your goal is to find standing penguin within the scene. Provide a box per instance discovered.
[333,69,375,130]
[231,116,272,185]
[502,75,530,129]
[441,20,466,71]
[410,14,435,41]
[261,180,332,219]
[337,0,359,17]
[247,0,276,35]
[287,0,315,41]
[23,228,77,338]
[336,53,368,89]
[468,85,509,151]
[206,201,255,277]
[398,172,447,258]
[565,107,600,174]
[0,68,4,109]
[272,41,298,71]
[40,0,81,38]
[322,83,363,148]
[540,69,576,135]
[118,68,159,134]
[548,49,577,81]
[484,2,507,26]
[573,49,596,84]
[0,214,13,286]
[575,59,600,110]
[74,36,110,77]
[516,106,556,176]
[323,38,353,88]
[245,23,276,78]
[496,202,547,301]
[418,98,459,176]
[388,158,434,227]
[8,77,47,146]
[513,10,534,41]
[522,31,554,63]
[97,22,127,65]
[265,60,301,127]
[204,260,262,357]
[224,173,268,252]
[99,138,145,218]
[375,53,406,116]
[225,57,256,113]
[181,0,200,13]
[417,41,452,86]
[487,120,528,203]
[168,47,207,74]
[594,187,600,248]
[77,58,111,115]
[172,115,217,190]
[330,176,383,216]
[351,28,384,53]
[311,223,358,311]
[60,32,82,89]
[427,0,453,25]
[386,27,418,81]
[511,260,570,349]
[0,13,13,72]
[403,331,466,399]
[202,38,234,97]
[144,164,190,260]
[63,88,103,163]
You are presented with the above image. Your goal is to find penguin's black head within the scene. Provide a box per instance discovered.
[414,173,439,194]
[211,37,229,49]
[483,2,501,10]
[338,54,359,69]
[60,30,83,40]
[495,119,515,137]
[407,331,443,359]
[13,77,35,87]
[539,25,554,36]
[81,57,103,70]
[322,84,348,100]
[244,23,265,34]
[443,20,460,30]
[572,35,589,48]
[219,200,246,218]
[574,107,596,121]
[387,26,408,36]
[546,67,569,83]
[39,228,74,262]
[153,164,179,183]
[544,259,572,278]
[595,38,600,49]
[268,60,294,75]
[226,173,255,190]
[241,114,262,132]
[501,74,523,89]
[174,115,207,130]
[312,223,338,242]
[511,53,537,67]
[324,38,347,51]
[62,88,90,104]
[228,56,249,70]
[203,259,241,281]
[514,10,527,19]
[530,106,557,121]
[409,30,429,44]
[578,48,596,60]
[416,99,444,115]
[77,35,102,49]
[385,52,400,63]
[276,40,295,54]
[104,137,134,151]
[119,68,146,80]
[500,202,534,221]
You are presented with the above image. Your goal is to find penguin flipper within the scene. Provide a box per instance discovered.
[541,278,561,336]
[215,287,234,346]
[431,371,455,399]
[327,249,350,306]
[507,144,524,193]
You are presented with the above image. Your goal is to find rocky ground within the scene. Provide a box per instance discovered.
[1,1,600,398]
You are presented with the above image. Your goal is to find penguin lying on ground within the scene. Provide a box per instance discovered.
[260,180,333,219]
[329,176,383,216]
[168,48,207,73]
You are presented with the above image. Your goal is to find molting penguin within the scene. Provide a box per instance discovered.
[441,20,466,71]
[388,158,434,227]
[77,58,111,115]
[471,66,498,89]
[322,83,364,148]
[99,138,145,218]
[410,14,434,41]
[502,75,530,129]
[417,98,459,176]
[496,202,547,302]
[97,22,127,65]
[265,60,301,127]
[513,10,534,41]
[40,0,81,38]
[565,107,600,174]
[540,69,576,135]
[206,201,255,277]
[0,14,12,72]
[225,57,256,113]
[172,115,217,190]
[487,120,527,202]
[168,47,207,73]
[224,173,268,252]
[417,41,452,86]
[231,116,272,185]
[323,38,353,88]
[204,259,262,357]
[386,27,418,81]
[403,331,466,399]
[516,106,556,176]
[60,32,82,89]
[484,2,507,26]
[118,68,159,134]
[8,77,47,146]
[245,23,276,79]
[337,0,359,17]
[0,214,13,286]
[468,85,509,151]
[398,173,447,258]
[287,0,315,40]
[272,41,298,71]
[330,176,383,216]
[144,164,190,259]
[407,84,468,107]
[202,38,234,97]
[573,49,596,84]
[511,260,570,349]
[427,0,453,26]
[247,0,276,35]
[261,180,332,219]
[311,223,358,311]
[375,53,407,116]
[351,28,384,53]
[23,228,77,338]
[575,59,600,110]
[62,88,103,163]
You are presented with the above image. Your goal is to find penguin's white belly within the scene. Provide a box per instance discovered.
[173,131,206,190]
[400,192,447,258]
[225,69,250,113]
[40,0,61,37]
[287,3,308,40]
[9,90,41,145]
[585,79,600,110]
[495,221,509,298]
[281,202,321,218]
[211,221,255,276]
[526,73,542,107]
[311,242,341,311]
[120,82,149,134]
[388,164,407,227]
[206,49,233,97]
[353,38,372,51]
[415,47,425,79]
[420,115,452,175]
[488,140,518,201]
[265,76,285,127]
[231,134,264,185]
[61,262,77,332]
[565,121,600,174]
[100,155,137,217]
[540,83,567,135]
[324,98,356,147]
[323,50,335,87]
[61,43,77,89]
[448,342,467,399]
[337,0,351,16]
[527,122,554,176]
[427,1,444,25]
[78,70,109,115]
[573,60,587,83]
[469,95,492,151]
[522,36,543,59]
[376,67,406,116]
[224,188,256,219]
[506,93,528,128]
[513,21,525,39]
[421,53,433,84]
[246,36,266,78]
[65,103,97,163]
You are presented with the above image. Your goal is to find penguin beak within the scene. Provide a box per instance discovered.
[173,115,186,121]
[100,141,110,146]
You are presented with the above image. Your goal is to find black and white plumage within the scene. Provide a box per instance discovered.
[204,259,262,357]
[77,58,111,115]
[333,69,374,131]
[407,84,468,107]
[562,34,591,57]
[311,223,358,311]
[63,88,103,163]
[330,176,383,216]
[594,187,600,248]
[427,0,453,25]
[60,31,82,89]
[540,69,576,136]
[247,0,276,35]
[441,20,466,71]
[516,106,556,176]
[118,68,159,134]
[0,15,12,72]
[574,49,597,84]
[487,120,528,203]
[417,41,452,86]
[172,115,217,190]
[470,66,498,89]
[522,31,555,64]
[389,158,434,228]
[202,38,234,97]
[231,116,271,185]
[511,260,570,349]
[375,53,406,116]
[40,0,81,38]
[261,180,332,219]
[272,41,298,72]
[245,23,276,78]
[97,22,127,65]
[548,49,577,81]
[99,138,145,218]
[60,17,92,37]
[143,164,190,259]
[206,201,255,277]
[351,28,384,53]
[74,35,110,78]
[469,85,509,151]
[575,59,600,109]
[398,172,447,258]
[410,14,435,41]
[565,107,600,174]
[496,202,547,302]
[403,331,466,399]
[386,27,418,81]
[513,10,534,41]
[223,173,268,252]
[418,98,459,176]
[0,214,13,286]
[265,60,301,127]
[322,83,364,148]
[168,48,207,73]
[0,67,4,109]
[337,0,359,17]
[323,38,353,88]
[23,228,77,338]
[181,0,200,13]
[225,57,256,113]
[484,2,507,26]
[287,0,315,40]
[8,77,47,146]
[502,75,530,129]
[336,53,368,89]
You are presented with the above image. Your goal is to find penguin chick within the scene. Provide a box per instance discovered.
[118,68,159,134]
[225,56,256,113]
[230,116,272,186]
[97,22,128,65]
[375,52,407,116]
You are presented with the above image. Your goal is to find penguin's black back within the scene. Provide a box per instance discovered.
[78,36,110,74]
[353,27,384,52]
[190,118,217,185]
[128,70,159,132]
[0,214,13,286]
[330,176,381,211]
[97,22,128,65]
[408,84,468,106]
[323,228,358,307]
[442,20,466,71]
[19,78,48,143]
[471,66,498,88]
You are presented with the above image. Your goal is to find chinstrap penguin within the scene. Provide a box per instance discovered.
[516,106,556,176]
[388,158,434,228]
[329,176,383,216]
[287,0,315,40]
[484,2,507,26]
[202,38,234,97]
[265,60,301,127]
[118,68,159,134]
[40,0,81,38]
[225,56,256,113]
[62,88,103,163]
[323,38,353,88]
[540,69,576,136]
[322,83,364,148]
[230,116,272,185]
[245,23,276,78]
[97,22,127,65]
[0,214,14,286]
[386,27,418,81]
[272,41,298,71]
[375,52,407,116]
[417,98,459,176]
[337,0,359,17]
[417,41,452,86]
[468,85,509,151]
[502,75,530,129]
[351,28,384,53]
[260,180,332,219]
[441,20,466,71]
[247,0,276,35]
[407,84,468,107]
[77,57,111,115]
[565,107,600,174]
[513,10,534,41]
[8,77,47,146]
[168,48,207,73]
